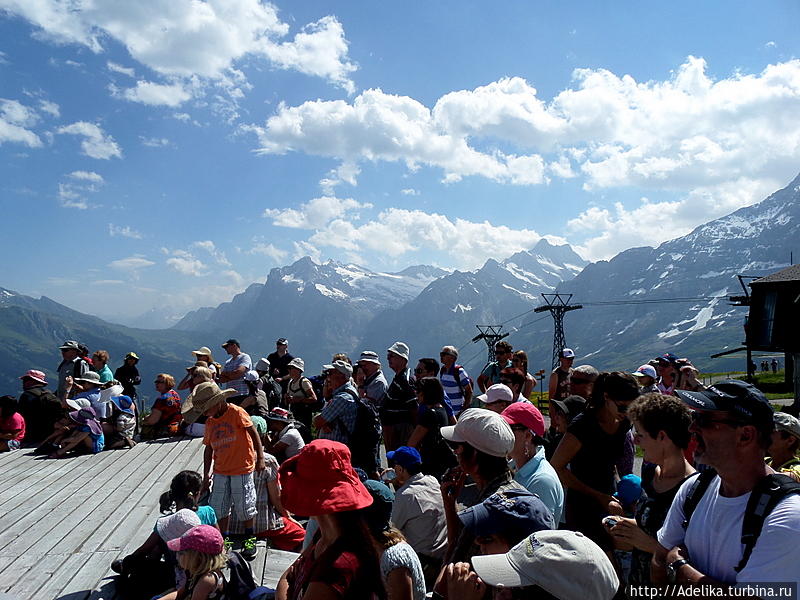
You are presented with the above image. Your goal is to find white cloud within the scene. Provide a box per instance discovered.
[248,242,288,262]
[139,136,170,147]
[107,61,135,77]
[191,240,230,266]
[319,161,360,194]
[115,80,192,107]
[167,256,209,277]
[69,170,103,183]
[765,41,776,49]
[0,98,42,147]
[38,99,60,117]
[3,1,356,95]
[291,240,322,263]
[57,121,122,159]
[401,188,420,196]
[248,58,800,193]
[108,223,143,239]
[264,15,357,94]
[108,256,155,271]
[264,196,372,229]
[57,182,89,209]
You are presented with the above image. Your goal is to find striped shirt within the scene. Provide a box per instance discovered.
[439,365,471,412]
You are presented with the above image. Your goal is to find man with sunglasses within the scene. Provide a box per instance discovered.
[653,380,800,590]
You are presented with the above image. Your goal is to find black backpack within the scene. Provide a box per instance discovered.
[224,550,257,600]
[682,470,800,572]
[345,388,382,467]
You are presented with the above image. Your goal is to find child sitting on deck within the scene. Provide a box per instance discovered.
[103,394,137,449]
[47,407,104,458]
[0,395,26,452]
[227,416,305,551]
[161,525,230,600]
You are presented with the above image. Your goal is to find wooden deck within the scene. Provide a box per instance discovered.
[0,437,297,600]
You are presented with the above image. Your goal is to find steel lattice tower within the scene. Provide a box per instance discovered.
[534,294,583,369]
[472,325,509,364]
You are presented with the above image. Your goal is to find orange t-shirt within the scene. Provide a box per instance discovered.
[203,403,255,476]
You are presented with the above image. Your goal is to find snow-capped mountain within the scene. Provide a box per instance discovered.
[514,172,800,373]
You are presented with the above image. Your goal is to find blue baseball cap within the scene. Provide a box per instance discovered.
[458,489,554,538]
[613,474,642,506]
[386,446,422,469]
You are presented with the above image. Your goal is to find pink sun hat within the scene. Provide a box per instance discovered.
[166,524,224,555]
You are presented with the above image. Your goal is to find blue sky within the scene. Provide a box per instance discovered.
[1,0,799,324]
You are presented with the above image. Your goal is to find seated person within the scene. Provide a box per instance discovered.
[232,370,269,418]
[62,372,103,412]
[103,394,137,449]
[228,416,305,551]
[264,407,305,462]
[141,374,182,439]
[48,407,104,458]
[0,395,26,452]
[176,360,208,391]
[17,369,60,444]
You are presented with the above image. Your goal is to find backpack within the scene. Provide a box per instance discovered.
[260,375,283,410]
[345,388,382,467]
[682,470,800,572]
[224,550,257,600]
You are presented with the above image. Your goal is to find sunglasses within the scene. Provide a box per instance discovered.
[691,412,746,429]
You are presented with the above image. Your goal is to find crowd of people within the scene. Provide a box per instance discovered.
[1,336,800,599]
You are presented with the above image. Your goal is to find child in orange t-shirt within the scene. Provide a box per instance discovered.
[189,382,266,559]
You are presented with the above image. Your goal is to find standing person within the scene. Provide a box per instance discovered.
[190,381,266,560]
[501,402,564,524]
[438,346,472,415]
[498,368,526,402]
[218,339,252,396]
[654,380,800,588]
[605,393,696,585]
[477,341,513,393]
[357,351,389,408]
[566,364,598,401]
[512,350,536,399]
[267,338,294,391]
[768,412,800,482]
[550,372,639,551]
[547,348,574,401]
[191,346,220,379]
[91,350,114,383]
[439,409,521,564]
[475,384,514,414]
[17,369,60,443]
[542,394,586,461]
[276,440,386,600]
[382,342,417,451]
[284,358,317,434]
[114,352,141,400]
[771,358,779,373]
[314,361,358,446]
[654,353,678,395]
[407,378,457,480]
[57,340,90,398]
[414,358,455,424]
[631,364,659,394]
[0,396,25,452]
[254,357,283,410]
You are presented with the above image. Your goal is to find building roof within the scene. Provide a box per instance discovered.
[750,263,800,285]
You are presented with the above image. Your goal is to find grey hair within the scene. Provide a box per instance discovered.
[572,364,599,380]
[192,367,214,382]
[440,345,458,359]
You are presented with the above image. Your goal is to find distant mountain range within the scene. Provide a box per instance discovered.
[1,172,798,394]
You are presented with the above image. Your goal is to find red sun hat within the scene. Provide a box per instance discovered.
[166,525,224,555]
[502,402,546,438]
[279,439,374,516]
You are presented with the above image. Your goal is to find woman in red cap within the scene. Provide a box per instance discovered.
[276,440,385,599]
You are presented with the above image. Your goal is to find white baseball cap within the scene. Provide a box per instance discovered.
[440,408,514,457]
[472,530,619,600]
[476,383,514,405]
[631,364,658,380]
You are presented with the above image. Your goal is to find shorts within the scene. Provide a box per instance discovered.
[7,439,21,451]
[209,473,257,521]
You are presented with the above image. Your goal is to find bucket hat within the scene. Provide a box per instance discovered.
[358,351,381,365]
[167,524,224,554]
[157,510,202,542]
[266,407,294,424]
[387,341,410,361]
[74,371,101,386]
[59,340,81,351]
[19,369,47,385]
[279,440,373,516]
[68,407,102,435]
[288,358,305,372]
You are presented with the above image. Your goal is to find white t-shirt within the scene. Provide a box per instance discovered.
[277,424,305,458]
[658,474,800,586]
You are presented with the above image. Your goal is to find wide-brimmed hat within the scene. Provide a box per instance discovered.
[157,509,202,543]
[68,407,102,435]
[99,384,124,403]
[20,369,47,385]
[74,371,101,386]
[502,402,546,437]
[288,357,305,372]
[191,346,214,359]
[65,398,89,411]
[279,440,373,516]
[181,382,236,423]
[358,351,381,365]
[441,408,514,457]
[472,530,618,600]
[266,407,294,423]
[387,341,410,361]
[167,524,224,554]
[110,395,134,415]
[59,340,81,351]
[186,360,208,371]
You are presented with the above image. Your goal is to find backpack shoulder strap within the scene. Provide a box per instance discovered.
[735,473,800,573]
[682,469,716,530]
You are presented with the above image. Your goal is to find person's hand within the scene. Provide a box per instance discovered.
[440,467,465,508]
[666,544,688,566]
[65,375,74,388]
[607,498,624,515]
[445,562,486,600]
[201,476,211,494]
[256,457,266,471]
[607,516,652,550]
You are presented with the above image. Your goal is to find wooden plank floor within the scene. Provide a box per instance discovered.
[0,438,298,600]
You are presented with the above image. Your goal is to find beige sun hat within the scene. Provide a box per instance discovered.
[181,382,236,423]
[191,346,214,360]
